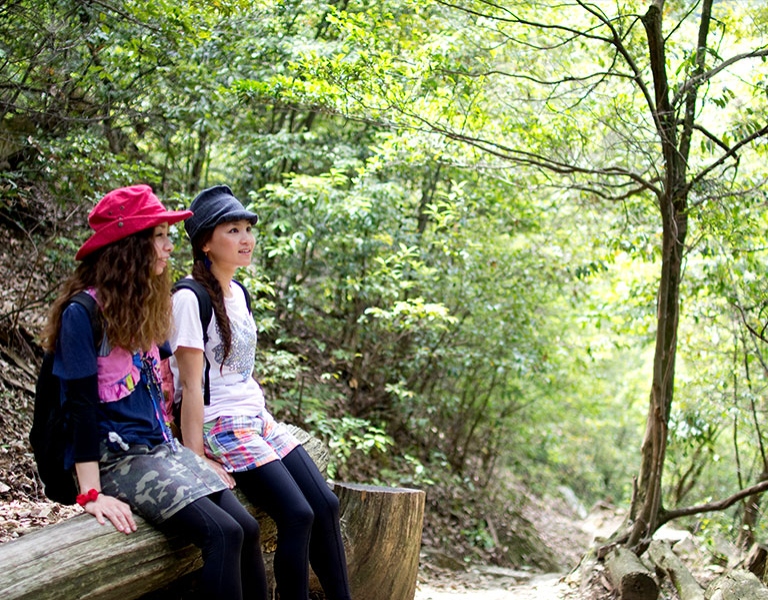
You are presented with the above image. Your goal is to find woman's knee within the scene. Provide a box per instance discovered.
[217,515,246,547]
[281,498,315,532]
[297,499,316,529]
[312,486,340,521]
[326,489,340,516]
[240,514,261,544]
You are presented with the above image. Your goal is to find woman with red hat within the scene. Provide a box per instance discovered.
[42,185,268,600]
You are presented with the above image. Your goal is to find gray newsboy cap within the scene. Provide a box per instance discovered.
[185,184,258,242]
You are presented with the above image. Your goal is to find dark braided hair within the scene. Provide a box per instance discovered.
[191,231,234,366]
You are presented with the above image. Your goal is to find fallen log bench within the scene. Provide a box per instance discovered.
[0,426,426,600]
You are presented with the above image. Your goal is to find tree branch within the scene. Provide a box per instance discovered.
[678,0,713,167]
[658,480,768,526]
[435,0,618,47]
[672,48,768,108]
[686,123,768,192]
[691,122,732,154]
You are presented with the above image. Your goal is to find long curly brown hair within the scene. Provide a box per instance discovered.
[190,230,234,366]
[42,228,172,352]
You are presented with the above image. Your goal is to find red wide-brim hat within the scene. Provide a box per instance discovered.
[76,185,193,260]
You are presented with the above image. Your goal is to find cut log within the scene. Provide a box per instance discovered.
[332,483,426,600]
[705,569,768,600]
[605,546,659,600]
[647,539,704,600]
[0,427,425,600]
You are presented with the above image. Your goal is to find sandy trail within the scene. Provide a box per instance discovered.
[415,572,574,600]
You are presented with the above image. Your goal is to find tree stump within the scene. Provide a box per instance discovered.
[605,546,659,600]
[331,483,425,600]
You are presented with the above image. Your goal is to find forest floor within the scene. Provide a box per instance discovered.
[413,512,725,600]
[415,573,571,600]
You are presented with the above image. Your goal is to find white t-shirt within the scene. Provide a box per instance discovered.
[170,280,265,422]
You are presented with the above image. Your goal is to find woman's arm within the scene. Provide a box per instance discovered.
[60,305,137,534]
[175,346,235,488]
[74,461,137,534]
[69,385,136,534]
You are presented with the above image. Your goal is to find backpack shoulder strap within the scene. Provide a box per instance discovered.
[172,278,213,405]
[68,291,102,349]
[172,279,213,336]
[170,278,251,406]
[232,279,252,314]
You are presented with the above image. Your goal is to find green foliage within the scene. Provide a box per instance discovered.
[4,0,768,558]
[308,414,394,479]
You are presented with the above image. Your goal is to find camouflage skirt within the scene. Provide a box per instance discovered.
[98,440,227,524]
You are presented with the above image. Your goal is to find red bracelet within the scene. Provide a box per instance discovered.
[76,489,100,507]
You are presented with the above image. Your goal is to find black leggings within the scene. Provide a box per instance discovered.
[234,445,352,600]
[162,488,267,600]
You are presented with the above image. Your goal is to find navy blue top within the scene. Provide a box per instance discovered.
[53,302,166,461]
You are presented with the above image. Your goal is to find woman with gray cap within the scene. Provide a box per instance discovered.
[170,185,351,600]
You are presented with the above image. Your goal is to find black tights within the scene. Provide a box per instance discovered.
[162,488,267,600]
[234,445,352,600]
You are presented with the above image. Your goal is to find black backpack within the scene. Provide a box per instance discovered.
[165,278,251,419]
[29,291,102,505]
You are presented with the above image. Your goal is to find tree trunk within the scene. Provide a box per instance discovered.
[647,540,705,600]
[627,0,711,551]
[738,472,768,550]
[187,128,208,194]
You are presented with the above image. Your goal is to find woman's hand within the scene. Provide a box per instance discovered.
[205,456,236,489]
[83,493,138,535]
[75,461,136,534]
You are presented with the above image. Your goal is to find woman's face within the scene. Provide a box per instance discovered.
[202,219,255,270]
[152,223,173,275]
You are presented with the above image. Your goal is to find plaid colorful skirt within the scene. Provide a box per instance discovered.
[203,411,300,472]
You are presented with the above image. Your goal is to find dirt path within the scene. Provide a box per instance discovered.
[415,572,573,599]
[411,499,627,600]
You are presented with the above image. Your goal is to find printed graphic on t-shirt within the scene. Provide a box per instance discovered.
[212,314,257,381]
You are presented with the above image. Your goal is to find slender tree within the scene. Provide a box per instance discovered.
[269,0,768,550]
